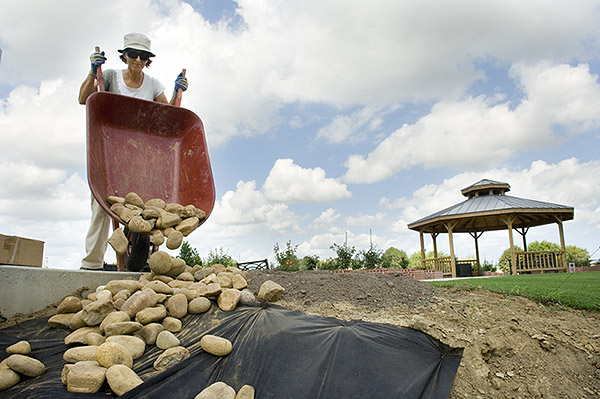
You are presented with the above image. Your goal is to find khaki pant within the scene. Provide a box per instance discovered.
[81,195,112,269]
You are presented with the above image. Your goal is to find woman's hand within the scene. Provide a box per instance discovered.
[174,72,188,92]
[89,51,106,76]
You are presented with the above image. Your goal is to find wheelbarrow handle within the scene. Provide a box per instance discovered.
[95,46,105,92]
[174,68,186,108]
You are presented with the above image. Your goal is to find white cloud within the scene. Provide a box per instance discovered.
[317,106,392,143]
[263,159,351,203]
[311,208,341,230]
[344,63,600,183]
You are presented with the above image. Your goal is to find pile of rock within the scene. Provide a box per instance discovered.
[0,341,45,391]
[106,192,206,253]
[43,255,284,396]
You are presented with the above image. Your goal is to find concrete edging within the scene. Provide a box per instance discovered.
[0,265,140,320]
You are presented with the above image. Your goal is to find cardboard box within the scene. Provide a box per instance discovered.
[0,234,44,267]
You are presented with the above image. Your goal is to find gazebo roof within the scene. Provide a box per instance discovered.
[407,179,574,233]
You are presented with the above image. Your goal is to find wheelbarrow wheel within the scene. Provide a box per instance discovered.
[123,228,151,272]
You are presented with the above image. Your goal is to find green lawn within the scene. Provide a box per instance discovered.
[427,271,600,311]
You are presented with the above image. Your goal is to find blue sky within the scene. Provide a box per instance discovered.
[1,0,599,269]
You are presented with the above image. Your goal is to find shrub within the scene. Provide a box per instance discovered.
[177,241,202,267]
[205,247,237,268]
[274,240,299,271]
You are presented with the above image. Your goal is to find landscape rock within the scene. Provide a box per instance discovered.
[149,251,172,275]
[218,289,241,312]
[195,381,236,399]
[145,198,166,209]
[200,335,232,357]
[169,257,187,276]
[162,316,182,333]
[57,296,83,314]
[104,321,143,337]
[65,361,106,393]
[167,294,188,319]
[151,229,165,246]
[257,280,285,302]
[106,364,143,396]
[200,282,222,297]
[236,384,256,399]
[86,332,106,346]
[217,272,233,288]
[6,354,45,377]
[188,297,212,314]
[177,271,195,281]
[156,331,180,350]
[232,274,248,290]
[129,215,153,233]
[48,313,75,329]
[0,368,20,392]
[153,346,190,372]
[158,210,181,229]
[95,342,133,369]
[121,291,155,318]
[106,335,146,360]
[145,280,174,294]
[135,323,164,345]
[63,346,99,363]
[166,230,184,249]
[105,280,142,296]
[69,311,88,330]
[107,227,128,255]
[107,195,124,205]
[135,306,167,324]
[65,326,101,345]
[175,216,199,236]
[124,192,144,208]
[142,206,162,219]
[81,299,115,326]
[100,311,130,333]
[239,289,256,304]
[6,340,31,355]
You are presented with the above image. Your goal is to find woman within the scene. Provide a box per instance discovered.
[79,32,188,270]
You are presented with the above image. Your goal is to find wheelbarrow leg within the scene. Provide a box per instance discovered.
[112,218,126,272]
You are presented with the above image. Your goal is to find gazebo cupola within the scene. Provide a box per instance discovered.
[461,179,510,198]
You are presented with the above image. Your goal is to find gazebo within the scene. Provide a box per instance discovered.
[407,179,574,277]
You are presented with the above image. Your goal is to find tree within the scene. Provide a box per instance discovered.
[497,246,523,274]
[528,240,560,251]
[177,241,202,266]
[330,242,357,270]
[408,250,449,269]
[358,243,383,269]
[300,255,320,270]
[566,245,590,268]
[274,240,299,271]
[205,247,237,268]
[381,247,409,269]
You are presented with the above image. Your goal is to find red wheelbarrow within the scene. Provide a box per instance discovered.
[85,71,215,271]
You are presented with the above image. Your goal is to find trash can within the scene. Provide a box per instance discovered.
[456,263,472,277]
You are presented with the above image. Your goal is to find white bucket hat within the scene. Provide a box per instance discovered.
[118,32,155,57]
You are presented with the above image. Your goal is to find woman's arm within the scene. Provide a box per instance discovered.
[78,73,98,104]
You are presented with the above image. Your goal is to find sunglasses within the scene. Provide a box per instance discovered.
[124,49,152,61]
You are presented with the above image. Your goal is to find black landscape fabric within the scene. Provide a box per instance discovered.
[0,303,463,398]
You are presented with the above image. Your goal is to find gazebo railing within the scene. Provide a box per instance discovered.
[423,256,452,275]
[515,250,565,273]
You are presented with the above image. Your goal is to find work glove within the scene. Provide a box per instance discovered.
[174,72,188,92]
[89,51,106,75]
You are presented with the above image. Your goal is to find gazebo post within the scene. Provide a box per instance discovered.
[419,230,426,269]
[445,222,458,278]
[505,216,517,275]
[431,233,439,258]
[470,231,483,276]
[555,217,568,271]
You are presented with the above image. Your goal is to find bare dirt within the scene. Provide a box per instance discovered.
[248,270,600,399]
